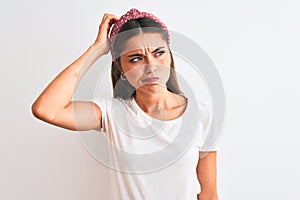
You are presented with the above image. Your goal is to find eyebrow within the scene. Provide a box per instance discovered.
[126,46,166,58]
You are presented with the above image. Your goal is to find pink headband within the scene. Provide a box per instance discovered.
[109,8,170,60]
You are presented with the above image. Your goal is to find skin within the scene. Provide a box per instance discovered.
[197,152,218,200]
[31,13,218,200]
[118,32,186,120]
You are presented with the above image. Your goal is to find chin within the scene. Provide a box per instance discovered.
[138,84,167,94]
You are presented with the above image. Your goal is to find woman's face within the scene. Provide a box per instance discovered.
[119,32,171,94]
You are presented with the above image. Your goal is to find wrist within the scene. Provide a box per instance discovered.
[89,42,107,58]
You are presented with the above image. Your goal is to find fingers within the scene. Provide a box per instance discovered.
[93,13,120,50]
[101,13,120,26]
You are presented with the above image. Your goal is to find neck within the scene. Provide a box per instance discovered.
[134,87,174,114]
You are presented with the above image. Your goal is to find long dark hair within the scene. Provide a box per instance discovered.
[111,17,182,99]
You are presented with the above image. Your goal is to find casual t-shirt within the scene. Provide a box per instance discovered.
[91,95,220,200]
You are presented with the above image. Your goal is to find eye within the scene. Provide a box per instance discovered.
[129,57,143,63]
[154,50,165,57]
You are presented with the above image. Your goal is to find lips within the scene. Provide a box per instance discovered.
[143,77,159,83]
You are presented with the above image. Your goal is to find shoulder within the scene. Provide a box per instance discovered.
[90,96,131,113]
[196,100,222,151]
[92,96,128,104]
[196,100,212,124]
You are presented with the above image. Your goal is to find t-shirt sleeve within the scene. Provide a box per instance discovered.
[88,97,110,133]
[197,100,221,152]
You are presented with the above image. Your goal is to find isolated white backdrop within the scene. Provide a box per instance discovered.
[1,0,299,199]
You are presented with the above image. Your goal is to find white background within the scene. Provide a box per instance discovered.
[1,0,299,199]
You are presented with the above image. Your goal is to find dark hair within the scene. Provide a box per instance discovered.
[111,17,182,99]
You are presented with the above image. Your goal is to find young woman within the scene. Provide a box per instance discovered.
[32,8,219,200]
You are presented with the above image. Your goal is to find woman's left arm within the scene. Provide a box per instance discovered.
[196,151,218,200]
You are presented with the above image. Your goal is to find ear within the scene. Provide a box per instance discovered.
[113,59,123,73]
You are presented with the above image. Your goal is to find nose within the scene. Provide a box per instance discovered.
[145,55,157,74]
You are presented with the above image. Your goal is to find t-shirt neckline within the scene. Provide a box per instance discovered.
[130,94,188,123]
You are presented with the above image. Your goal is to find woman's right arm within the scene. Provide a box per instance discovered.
[31,13,119,131]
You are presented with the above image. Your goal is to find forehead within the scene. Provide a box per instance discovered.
[121,32,167,54]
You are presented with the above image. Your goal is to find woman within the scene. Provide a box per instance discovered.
[32,8,219,200]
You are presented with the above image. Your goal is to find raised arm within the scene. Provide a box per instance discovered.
[31,13,119,131]
[197,151,219,200]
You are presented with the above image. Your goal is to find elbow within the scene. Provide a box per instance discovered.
[31,101,56,122]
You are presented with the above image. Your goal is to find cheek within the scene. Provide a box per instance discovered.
[159,56,171,77]
[121,61,141,76]
[122,66,144,87]
[123,65,144,77]
[160,65,171,82]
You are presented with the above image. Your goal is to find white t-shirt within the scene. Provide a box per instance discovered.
[91,95,220,200]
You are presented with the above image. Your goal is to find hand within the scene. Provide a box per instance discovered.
[198,192,218,200]
[93,13,119,54]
